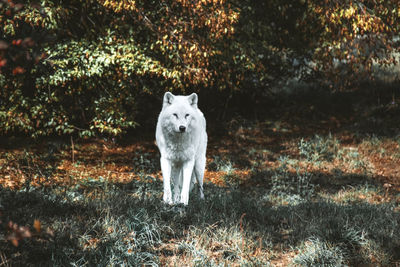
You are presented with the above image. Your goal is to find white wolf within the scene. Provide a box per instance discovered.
[156,92,207,205]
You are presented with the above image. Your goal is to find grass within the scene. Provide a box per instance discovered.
[1,89,400,266]
[298,133,341,163]
[1,177,399,266]
[1,158,400,267]
[293,237,347,267]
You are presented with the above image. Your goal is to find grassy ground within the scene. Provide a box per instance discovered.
[1,88,400,266]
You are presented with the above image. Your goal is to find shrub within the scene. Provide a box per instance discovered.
[1,1,400,137]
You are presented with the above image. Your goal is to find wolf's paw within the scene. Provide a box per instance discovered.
[173,194,181,204]
[163,191,173,205]
[199,187,204,200]
[163,199,173,205]
[179,195,189,206]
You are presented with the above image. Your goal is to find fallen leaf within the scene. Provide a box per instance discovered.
[34,219,41,233]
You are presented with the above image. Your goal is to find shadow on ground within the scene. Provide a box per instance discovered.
[1,171,399,266]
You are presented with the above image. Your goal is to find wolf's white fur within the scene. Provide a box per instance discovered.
[156,92,207,205]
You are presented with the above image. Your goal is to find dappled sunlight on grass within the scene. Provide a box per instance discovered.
[318,184,399,205]
[1,115,400,265]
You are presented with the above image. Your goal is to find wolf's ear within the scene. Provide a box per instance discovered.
[163,92,175,106]
[187,93,198,107]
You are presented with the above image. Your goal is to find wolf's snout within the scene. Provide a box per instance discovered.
[179,126,186,132]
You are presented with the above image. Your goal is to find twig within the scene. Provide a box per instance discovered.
[0,249,11,267]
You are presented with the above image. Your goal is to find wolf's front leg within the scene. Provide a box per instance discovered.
[194,156,206,200]
[160,157,173,205]
[172,165,182,204]
[180,159,195,205]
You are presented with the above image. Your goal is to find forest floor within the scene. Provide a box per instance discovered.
[1,87,400,266]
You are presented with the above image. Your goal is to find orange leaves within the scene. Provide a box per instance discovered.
[176,0,226,9]
[79,0,241,90]
[160,0,238,87]
[322,2,392,38]
[83,237,100,250]
[305,0,400,89]
[12,66,25,75]
[33,219,41,233]
[6,221,32,247]
[11,39,22,46]
[0,58,7,67]
[5,219,54,247]
[100,0,137,13]
[312,0,393,39]
[343,5,356,19]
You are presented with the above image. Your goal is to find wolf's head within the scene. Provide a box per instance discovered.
[161,92,198,133]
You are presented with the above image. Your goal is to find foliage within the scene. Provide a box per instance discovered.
[303,0,400,88]
[0,0,240,137]
[1,0,400,137]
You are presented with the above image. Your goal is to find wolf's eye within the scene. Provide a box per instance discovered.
[185,114,190,118]
[173,113,178,118]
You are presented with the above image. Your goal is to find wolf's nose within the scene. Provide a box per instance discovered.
[179,126,186,132]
